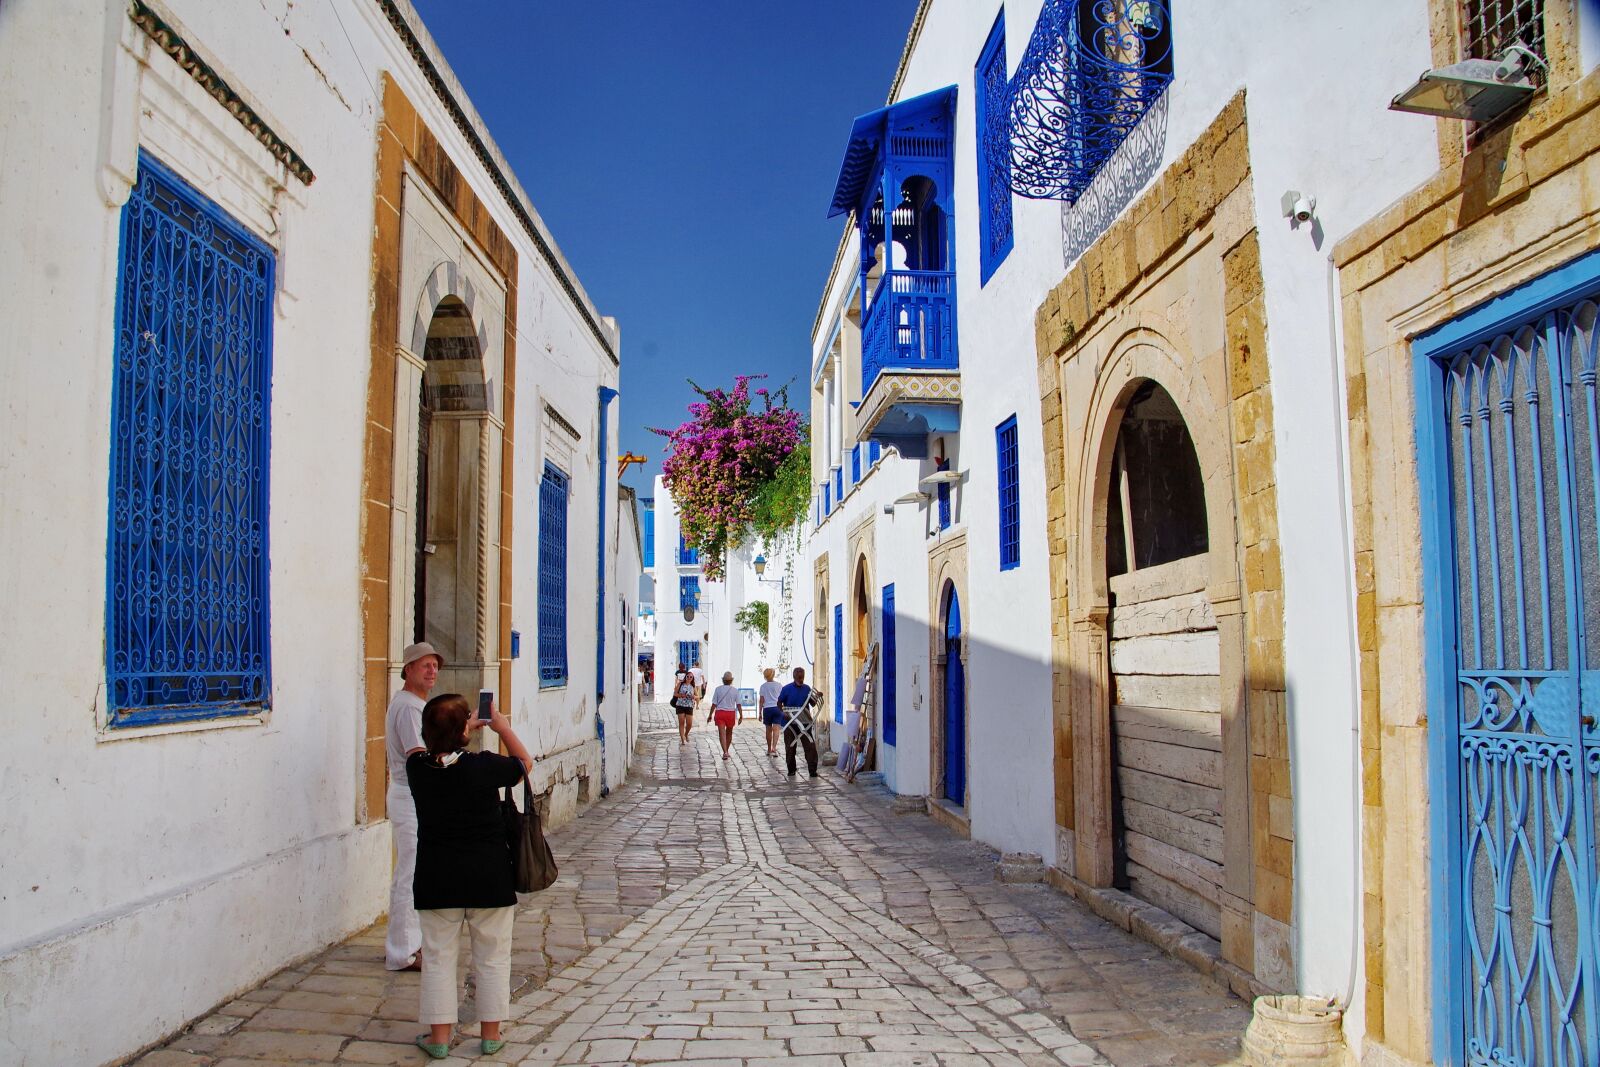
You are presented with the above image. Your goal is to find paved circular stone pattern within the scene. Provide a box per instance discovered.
[134,704,1249,1067]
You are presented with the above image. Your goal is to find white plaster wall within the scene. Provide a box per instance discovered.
[808,0,1448,1020]
[0,0,619,1061]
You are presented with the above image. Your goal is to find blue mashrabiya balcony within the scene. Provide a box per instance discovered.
[828,85,962,461]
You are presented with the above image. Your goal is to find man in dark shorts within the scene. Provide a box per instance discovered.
[777,667,820,778]
[671,663,696,742]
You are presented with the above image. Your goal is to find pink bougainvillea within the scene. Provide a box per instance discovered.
[651,376,808,581]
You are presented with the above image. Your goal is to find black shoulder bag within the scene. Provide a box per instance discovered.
[501,774,559,893]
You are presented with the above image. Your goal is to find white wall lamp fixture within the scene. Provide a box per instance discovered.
[882,492,929,516]
[1281,190,1316,227]
[1388,43,1540,123]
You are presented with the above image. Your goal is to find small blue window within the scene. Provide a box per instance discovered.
[679,575,700,612]
[851,444,862,485]
[882,583,897,746]
[834,604,844,723]
[936,457,952,531]
[823,480,832,515]
[538,462,569,687]
[976,11,1014,285]
[677,535,699,565]
[107,152,275,726]
[997,415,1020,569]
[676,640,700,668]
[869,440,882,466]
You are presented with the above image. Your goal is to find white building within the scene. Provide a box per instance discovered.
[0,1,632,1063]
[647,478,811,702]
[801,0,1586,1052]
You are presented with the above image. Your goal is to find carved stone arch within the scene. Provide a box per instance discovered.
[407,259,493,360]
[1075,324,1240,611]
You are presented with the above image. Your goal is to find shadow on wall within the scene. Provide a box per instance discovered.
[1062,91,1169,269]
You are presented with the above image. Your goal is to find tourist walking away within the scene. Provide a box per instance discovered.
[689,663,706,708]
[759,667,783,757]
[672,663,697,742]
[708,672,744,761]
[779,667,820,778]
[383,641,440,972]
[407,693,533,1059]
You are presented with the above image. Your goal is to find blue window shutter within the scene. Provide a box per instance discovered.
[679,575,699,611]
[834,604,844,723]
[641,500,655,568]
[936,457,952,531]
[106,151,275,726]
[869,440,881,465]
[538,462,570,687]
[976,11,1014,285]
[997,416,1020,569]
[676,639,699,668]
[597,387,616,700]
[882,584,896,746]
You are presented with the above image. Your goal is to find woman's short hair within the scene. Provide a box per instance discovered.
[421,693,472,755]
[763,667,775,680]
[722,671,734,684]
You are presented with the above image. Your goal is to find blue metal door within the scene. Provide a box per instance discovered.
[944,588,966,805]
[1421,282,1600,1066]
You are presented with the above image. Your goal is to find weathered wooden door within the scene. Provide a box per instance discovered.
[1422,284,1600,1066]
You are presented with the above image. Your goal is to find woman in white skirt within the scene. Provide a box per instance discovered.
[407,693,532,1059]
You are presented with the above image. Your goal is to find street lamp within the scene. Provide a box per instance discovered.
[1389,45,1539,123]
[752,554,790,595]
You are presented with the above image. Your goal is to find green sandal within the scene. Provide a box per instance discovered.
[414,1034,450,1060]
[481,1037,507,1055]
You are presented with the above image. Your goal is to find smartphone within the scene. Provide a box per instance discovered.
[477,689,494,723]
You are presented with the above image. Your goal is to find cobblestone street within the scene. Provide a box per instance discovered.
[135,704,1249,1067]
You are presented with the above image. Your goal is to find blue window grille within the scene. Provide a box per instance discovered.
[997,416,1020,569]
[679,575,700,612]
[834,604,844,723]
[538,462,569,687]
[851,443,862,485]
[936,457,952,531]
[677,535,699,565]
[640,498,655,568]
[1004,0,1174,202]
[977,11,1014,283]
[882,583,897,746]
[676,640,700,668]
[106,151,274,726]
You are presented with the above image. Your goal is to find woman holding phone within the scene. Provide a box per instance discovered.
[407,692,533,1059]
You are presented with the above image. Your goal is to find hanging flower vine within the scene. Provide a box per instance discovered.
[651,375,810,581]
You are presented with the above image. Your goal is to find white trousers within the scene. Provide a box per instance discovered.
[418,905,516,1026]
[384,782,421,970]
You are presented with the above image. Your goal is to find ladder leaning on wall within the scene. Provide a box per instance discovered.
[842,642,879,783]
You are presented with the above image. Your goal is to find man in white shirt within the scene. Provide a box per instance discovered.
[384,641,440,971]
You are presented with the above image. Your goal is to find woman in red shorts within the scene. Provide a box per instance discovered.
[707,672,744,761]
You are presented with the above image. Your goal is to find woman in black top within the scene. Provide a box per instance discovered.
[407,693,533,1060]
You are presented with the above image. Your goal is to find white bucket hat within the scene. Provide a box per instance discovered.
[401,642,441,674]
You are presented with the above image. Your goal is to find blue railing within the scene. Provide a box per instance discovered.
[861,269,958,396]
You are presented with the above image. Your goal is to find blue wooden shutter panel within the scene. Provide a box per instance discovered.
[998,416,1020,569]
[883,584,897,746]
[977,12,1014,285]
[106,151,275,726]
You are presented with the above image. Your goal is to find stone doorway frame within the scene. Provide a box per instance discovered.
[927,531,968,808]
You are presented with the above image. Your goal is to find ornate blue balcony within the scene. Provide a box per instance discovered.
[1003,0,1173,202]
[828,86,963,460]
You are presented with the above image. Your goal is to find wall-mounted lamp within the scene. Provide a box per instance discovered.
[1389,45,1539,123]
[1281,190,1316,227]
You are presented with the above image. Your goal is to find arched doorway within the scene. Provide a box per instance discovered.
[1102,379,1221,938]
[414,295,493,697]
[941,582,965,806]
[851,559,873,769]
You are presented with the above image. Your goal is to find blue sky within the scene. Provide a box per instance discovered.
[408,0,923,493]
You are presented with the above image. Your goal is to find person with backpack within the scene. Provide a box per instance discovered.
[671,663,697,742]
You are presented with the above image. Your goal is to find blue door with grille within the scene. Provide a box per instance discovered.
[944,587,965,805]
[1418,258,1600,1067]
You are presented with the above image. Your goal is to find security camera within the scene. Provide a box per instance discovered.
[1281,190,1316,225]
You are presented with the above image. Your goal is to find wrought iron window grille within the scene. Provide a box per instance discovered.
[1003,0,1174,203]
[538,462,569,688]
[997,416,1021,569]
[106,151,275,727]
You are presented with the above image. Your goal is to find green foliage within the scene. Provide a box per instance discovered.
[734,601,770,641]
[749,433,812,548]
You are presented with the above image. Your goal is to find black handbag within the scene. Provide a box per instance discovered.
[501,774,558,893]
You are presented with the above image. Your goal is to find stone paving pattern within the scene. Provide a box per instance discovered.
[133,704,1248,1066]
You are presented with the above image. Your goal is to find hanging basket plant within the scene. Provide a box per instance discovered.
[652,375,809,581]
